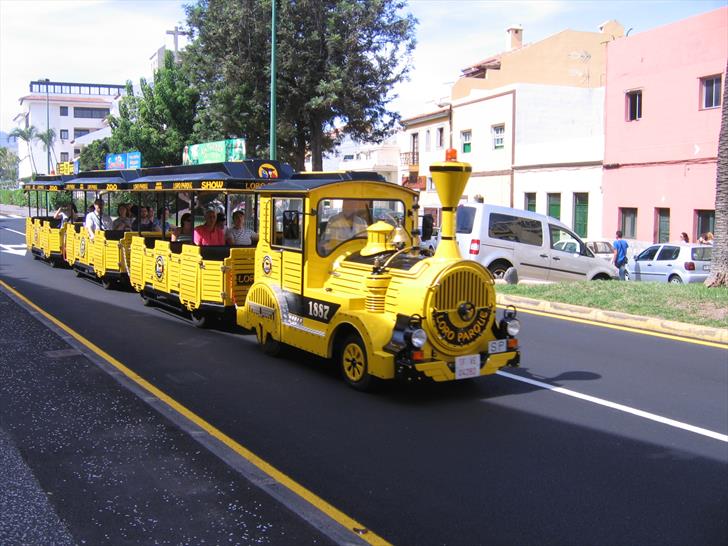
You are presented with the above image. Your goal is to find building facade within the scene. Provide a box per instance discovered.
[307,134,400,184]
[602,7,725,244]
[13,80,124,178]
[400,21,620,236]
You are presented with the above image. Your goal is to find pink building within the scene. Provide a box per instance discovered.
[603,7,726,244]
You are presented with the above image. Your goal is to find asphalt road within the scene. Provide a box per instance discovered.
[2,216,727,546]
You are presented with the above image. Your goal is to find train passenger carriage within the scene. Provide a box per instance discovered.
[23,175,72,266]
[63,169,141,287]
[128,160,292,327]
[241,152,521,389]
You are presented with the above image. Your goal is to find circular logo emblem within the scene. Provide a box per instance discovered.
[33,228,39,244]
[155,255,165,280]
[79,238,86,257]
[262,255,272,275]
[258,163,279,179]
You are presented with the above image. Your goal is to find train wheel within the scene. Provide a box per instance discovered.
[255,326,281,356]
[140,293,155,307]
[190,310,209,329]
[339,333,373,391]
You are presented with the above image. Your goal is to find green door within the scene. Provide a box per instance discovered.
[573,193,588,238]
[547,193,561,220]
[657,208,670,243]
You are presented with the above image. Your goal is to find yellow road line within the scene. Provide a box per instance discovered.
[0,279,390,546]
[498,304,728,350]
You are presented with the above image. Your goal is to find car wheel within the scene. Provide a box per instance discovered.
[668,275,683,285]
[488,260,512,280]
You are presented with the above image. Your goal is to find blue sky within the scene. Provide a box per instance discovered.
[0,0,724,133]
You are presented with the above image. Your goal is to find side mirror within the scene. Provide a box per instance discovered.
[421,214,434,241]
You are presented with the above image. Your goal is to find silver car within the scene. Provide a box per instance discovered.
[583,239,615,263]
[626,244,712,284]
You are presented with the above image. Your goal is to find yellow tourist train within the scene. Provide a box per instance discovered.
[23,152,520,390]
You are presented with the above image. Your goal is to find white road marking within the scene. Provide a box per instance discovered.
[0,214,22,218]
[0,243,26,256]
[2,227,26,236]
[496,370,728,443]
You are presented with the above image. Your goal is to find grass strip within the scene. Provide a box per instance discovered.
[497,281,728,329]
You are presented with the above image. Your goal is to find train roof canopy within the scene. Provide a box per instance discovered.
[64,169,140,190]
[255,171,416,195]
[129,160,294,190]
[23,174,73,191]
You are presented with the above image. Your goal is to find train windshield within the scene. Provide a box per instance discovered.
[317,198,404,256]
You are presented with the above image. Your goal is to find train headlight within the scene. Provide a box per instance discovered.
[410,328,427,348]
[506,318,521,336]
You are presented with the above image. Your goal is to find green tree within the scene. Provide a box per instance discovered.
[36,128,59,170]
[108,50,199,167]
[0,147,20,181]
[79,138,111,171]
[184,0,416,170]
[9,126,39,175]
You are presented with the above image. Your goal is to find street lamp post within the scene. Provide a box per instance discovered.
[269,0,277,160]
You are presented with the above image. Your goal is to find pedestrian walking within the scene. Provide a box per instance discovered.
[612,230,629,281]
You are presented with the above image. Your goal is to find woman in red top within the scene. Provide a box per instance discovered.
[193,209,225,246]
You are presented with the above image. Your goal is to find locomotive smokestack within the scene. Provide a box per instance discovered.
[429,149,471,260]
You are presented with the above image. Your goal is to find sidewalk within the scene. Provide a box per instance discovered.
[0,288,338,545]
[0,203,30,217]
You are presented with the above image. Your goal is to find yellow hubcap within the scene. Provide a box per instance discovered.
[343,342,365,382]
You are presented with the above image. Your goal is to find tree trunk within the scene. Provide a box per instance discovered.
[311,119,323,171]
[28,143,37,175]
[705,61,728,287]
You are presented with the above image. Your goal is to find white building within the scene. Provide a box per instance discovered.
[13,80,125,178]
[399,83,605,238]
[306,134,400,183]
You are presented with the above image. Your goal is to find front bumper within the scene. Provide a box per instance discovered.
[396,349,520,382]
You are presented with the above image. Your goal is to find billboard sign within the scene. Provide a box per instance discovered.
[182,138,246,165]
[57,162,74,175]
[105,151,142,170]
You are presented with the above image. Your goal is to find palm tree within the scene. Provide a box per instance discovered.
[9,125,39,175]
[705,62,727,287]
[36,128,59,171]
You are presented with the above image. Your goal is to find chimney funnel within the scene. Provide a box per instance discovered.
[506,25,523,50]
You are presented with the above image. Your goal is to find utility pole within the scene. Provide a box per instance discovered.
[166,26,189,59]
[269,0,277,160]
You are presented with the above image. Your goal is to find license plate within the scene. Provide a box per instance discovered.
[703,265,710,271]
[488,339,507,354]
[455,354,480,380]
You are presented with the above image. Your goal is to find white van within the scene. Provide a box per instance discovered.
[455,204,618,281]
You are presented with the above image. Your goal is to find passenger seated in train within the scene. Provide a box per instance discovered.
[131,206,161,232]
[111,204,132,231]
[225,210,258,246]
[53,203,77,228]
[171,213,193,242]
[84,199,113,240]
[193,209,225,246]
[157,207,171,232]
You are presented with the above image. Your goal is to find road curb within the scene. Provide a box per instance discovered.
[496,293,728,345]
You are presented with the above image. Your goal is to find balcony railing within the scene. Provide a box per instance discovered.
[400,151,419,166]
